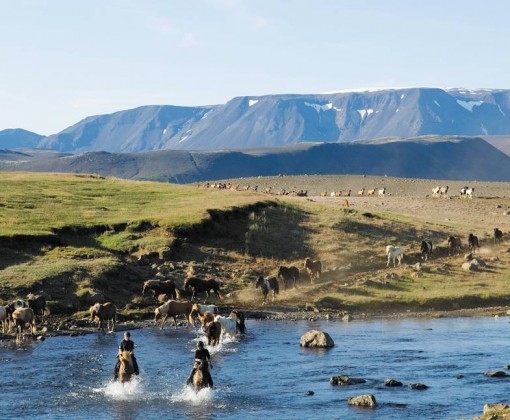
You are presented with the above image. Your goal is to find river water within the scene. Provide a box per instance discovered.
[1,316,509,420]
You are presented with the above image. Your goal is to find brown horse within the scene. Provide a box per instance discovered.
[11,307,36,341]
[277,265,300,289]
[154,300,193,329]
[184,277,223,303]
[304,258,322,283]
[142,279,177,302]
[191,359,211,393]
[89,302,117,332]
[204,320,221,346]
[118,350,135,383]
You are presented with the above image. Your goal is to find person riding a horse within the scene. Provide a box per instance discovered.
[187,341,213,388]
[114,331,140,380]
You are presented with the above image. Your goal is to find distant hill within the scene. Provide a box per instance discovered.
[2,136,510,183]
[24,87,510,153]
[0,128,44,149]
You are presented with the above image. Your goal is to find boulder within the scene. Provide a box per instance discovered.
[300,330,334,348]
[347,394,377,408]
[408,383,428,390]
[330,375,366,386]
[384,378,403,387]
[462,262,478,271]
[484,370,509,377]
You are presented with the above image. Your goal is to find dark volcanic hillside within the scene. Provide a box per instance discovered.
[27,88,510,153]
[2,136,510,183]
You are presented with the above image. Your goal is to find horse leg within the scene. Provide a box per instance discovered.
[160,314,168,330]
[204,291,209,304]
[173,315,178,329]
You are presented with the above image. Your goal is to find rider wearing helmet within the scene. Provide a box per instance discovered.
[114,331,140,380]
[187,340,213,387]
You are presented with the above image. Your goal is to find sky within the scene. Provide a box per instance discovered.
[2,0,510,135]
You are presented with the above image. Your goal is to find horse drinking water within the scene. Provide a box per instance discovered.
[255,276,279,304]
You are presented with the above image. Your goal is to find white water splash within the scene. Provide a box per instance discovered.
[170,384,214,404]
[102,377,144,400]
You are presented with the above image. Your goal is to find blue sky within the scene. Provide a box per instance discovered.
[2,0,509,135]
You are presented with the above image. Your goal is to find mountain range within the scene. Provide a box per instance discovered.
[2,87,510,182]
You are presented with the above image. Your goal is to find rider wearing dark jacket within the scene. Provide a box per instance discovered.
[187,341,213,387]
[114,332,139,379]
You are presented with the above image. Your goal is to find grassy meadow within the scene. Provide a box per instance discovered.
[1,171,510,318]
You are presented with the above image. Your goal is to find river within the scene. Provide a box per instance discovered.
[1,316,509,419]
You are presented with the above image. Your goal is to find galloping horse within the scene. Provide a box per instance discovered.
[204,320,221,346]
[386,245,404,267]
[191,359,210,393]
[255,276,279,304]
[277,265,300,289]
[304,258,322,283]
[184,277,223,303]
[229,310,246,334]
[118,350,135,383]
[468,233,480,253]
[447,236,462,256]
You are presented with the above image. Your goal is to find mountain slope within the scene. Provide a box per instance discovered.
[0,129,44,149]
[29,88,510,153]
[2,136,510,183]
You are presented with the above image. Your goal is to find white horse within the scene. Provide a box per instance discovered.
[214,315,237,340]
[386,245,404,267]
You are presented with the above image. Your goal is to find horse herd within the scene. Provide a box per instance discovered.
[385,228,505,267]
[0,294,47,341]
[254,257,323,304]
[431,185,475,198]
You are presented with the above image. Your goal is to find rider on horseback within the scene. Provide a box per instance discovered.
[187,341,213,388]
[114,331,140,380]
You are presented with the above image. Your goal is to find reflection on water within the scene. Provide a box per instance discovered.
[1,316,510,419]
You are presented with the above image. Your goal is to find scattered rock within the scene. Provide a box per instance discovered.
[299,330,334,348]
[384,378,403,387]
[304,390,314,396]
[462,262,478,271]
[484,370,509,377]
[330,375,366,386]
[408,383,428,390]
[347,394,377,408]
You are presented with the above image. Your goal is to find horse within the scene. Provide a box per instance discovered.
[11,307,36,341]
[191,359,210,393]
[154,300,193,329]
[142,279,177,302]
[494,228,503,244]
[304,257,322,283]
[255,276,279,304]
[447,236,462,256]
[214,315,237,340]
[420,240,433,261]
[277,265,300,289]
[378,187,386,197]
[386,245,404,267]
[184,277,223,303]
[0,305,13,334]
[27,294,46,320]
[190,304,219,326]
[89,302,117,332]
[468,233,480,253]
[203,320,221,346]
[229,310,247,334]
[117,350,135,383]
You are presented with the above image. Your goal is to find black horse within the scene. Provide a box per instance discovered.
[277,265,300,289]
[468,233,480,253]
[255,276,279,304]
[229,309,247,334]
[204,320,221,346]
[184,277,223,303]
[420,240,432,261]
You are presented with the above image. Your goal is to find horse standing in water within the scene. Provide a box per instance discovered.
[184,277,223,303]
[255,276,279,304]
